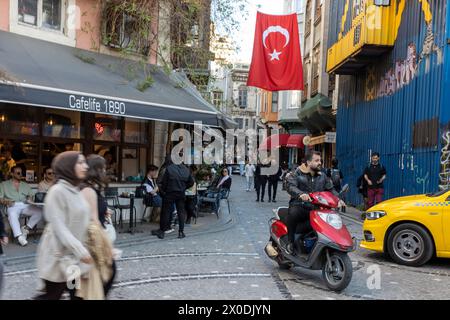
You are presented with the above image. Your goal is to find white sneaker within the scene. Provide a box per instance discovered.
[165,228,175,234]
[17,235,28,246]
[21,226,30,237]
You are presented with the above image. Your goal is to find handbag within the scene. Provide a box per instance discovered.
[104,217,116,243]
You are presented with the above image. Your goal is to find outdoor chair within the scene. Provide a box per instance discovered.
[104,187,137,229]
[198,188,230,219]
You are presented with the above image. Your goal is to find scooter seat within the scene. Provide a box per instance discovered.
[276,207,289,223]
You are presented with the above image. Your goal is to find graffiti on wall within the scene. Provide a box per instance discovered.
[439,131,450,190]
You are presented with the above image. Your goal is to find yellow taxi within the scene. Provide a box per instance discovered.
[361,189,450,266]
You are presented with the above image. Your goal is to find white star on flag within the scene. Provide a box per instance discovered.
[268,49,282,61]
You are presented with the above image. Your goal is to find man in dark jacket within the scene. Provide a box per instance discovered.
[285,151,345,254]
[153,157,194,239]
[268,160,282,203]
[254,162,269,202]
[364,152,386,208]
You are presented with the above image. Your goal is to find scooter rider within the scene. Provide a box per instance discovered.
[285,151,345,254]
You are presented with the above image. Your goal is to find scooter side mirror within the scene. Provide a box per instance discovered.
[340,184,349,194]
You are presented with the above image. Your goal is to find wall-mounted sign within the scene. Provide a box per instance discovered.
[325,132,337,143]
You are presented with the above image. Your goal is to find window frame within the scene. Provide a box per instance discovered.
[17,0,65,33]
[271,92,279,113]
[238,86,248,109]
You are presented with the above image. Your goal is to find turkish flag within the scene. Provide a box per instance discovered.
[247,12,304,91]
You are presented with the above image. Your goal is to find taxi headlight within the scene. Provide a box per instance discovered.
[365,211,387,220]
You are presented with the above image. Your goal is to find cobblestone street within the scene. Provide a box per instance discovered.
[2,176,450,300]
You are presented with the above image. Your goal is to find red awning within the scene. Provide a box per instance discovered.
[259,134,305,150]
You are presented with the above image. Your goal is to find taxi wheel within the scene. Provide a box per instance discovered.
[387,223,434,267]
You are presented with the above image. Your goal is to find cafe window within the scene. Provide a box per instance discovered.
[94,115,121,142]
[41,142,83,175]
[122,148,147,182]
[0,104,40,136]
[95,145,119,182]
[0,140,39,182]
[18,0,63,31]
[124,119,147,144]
[44,109,84,139]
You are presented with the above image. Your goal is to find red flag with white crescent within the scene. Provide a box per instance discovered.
[247,12,304,91]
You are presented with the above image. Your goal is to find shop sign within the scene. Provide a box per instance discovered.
[325,132,336,143]
[69,94,126,116]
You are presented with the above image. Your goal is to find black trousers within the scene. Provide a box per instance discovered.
[286,205,311,244]
[103,260,117,298]
[161,196,186,232]
[255,178,268,200]
[34,281,81,300]
[268,180,278,200]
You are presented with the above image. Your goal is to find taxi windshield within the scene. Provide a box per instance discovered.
[426,189,449,197]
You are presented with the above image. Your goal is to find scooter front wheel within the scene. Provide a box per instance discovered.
[322,251,352,292]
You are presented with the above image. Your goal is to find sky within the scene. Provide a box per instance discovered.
[234,0,290,63]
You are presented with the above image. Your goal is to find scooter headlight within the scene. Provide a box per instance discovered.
[365,211,387,220]
[318,212,343,229]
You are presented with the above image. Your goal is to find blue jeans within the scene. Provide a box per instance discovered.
[206,189,228,212]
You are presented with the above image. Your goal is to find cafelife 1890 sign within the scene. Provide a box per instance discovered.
[69,94,126,115]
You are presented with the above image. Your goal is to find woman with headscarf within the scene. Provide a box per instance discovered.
[35,151,93,300]
[80,154,116,299]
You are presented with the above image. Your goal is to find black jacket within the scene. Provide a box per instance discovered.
[286,166,338,205]
[215,176,232,190]
[160,164,195,196]
[269,166,282,182]
[255,165,269,182]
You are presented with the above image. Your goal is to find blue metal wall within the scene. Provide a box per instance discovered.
[334,0,447,205]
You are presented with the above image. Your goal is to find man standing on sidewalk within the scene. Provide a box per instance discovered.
[153,157,194,239]
[244,160,255,192]
[364,153,386,208]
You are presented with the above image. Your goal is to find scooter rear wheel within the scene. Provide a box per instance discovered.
[322,251,352,292]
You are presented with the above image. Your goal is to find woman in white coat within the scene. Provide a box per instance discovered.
[35,151,93,300]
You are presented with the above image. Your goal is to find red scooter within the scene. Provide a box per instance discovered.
[265,185,355,292]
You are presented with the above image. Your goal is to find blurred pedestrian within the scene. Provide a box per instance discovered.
[326,158,343,192]
[80,154,116,299]
[35,151,93,300]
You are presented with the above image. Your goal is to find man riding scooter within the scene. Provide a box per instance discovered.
[284,151,346,255]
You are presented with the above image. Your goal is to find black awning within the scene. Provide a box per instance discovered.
[0,31,228,128]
